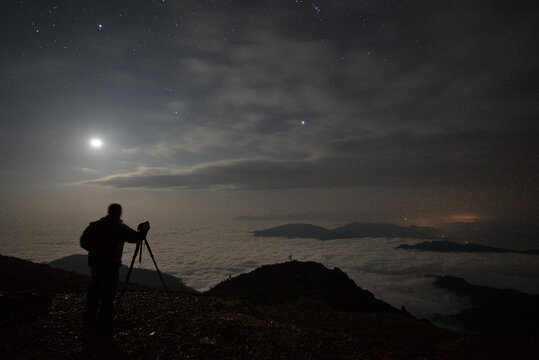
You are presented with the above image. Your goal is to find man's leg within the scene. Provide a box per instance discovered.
[84,266,100,328]
[98,265,119,329]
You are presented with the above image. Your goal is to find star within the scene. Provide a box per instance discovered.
[98,24,103,30]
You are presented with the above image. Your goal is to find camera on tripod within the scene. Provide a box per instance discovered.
[137,221,150,233]
[116,221,176,316]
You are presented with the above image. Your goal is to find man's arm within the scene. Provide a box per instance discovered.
[119,222,149,244]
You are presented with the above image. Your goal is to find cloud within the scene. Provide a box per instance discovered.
[136,230,539,318]
[3,1,536,204]
[120,4,536,175]
[78,123,537,191]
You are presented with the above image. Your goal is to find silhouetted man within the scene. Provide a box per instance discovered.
[83,203,150,330]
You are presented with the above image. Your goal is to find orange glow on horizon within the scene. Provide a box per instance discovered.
[402,214,482,227]
[445,214,481,223]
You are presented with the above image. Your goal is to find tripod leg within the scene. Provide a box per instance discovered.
[143,238,177,313]
[115,241,140,316]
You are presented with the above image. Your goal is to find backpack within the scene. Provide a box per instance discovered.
[80,221,102,251]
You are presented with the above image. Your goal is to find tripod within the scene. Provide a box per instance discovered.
[115,237,177,316]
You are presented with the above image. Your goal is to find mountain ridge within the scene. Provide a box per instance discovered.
[253,222,440,240]
[397,240,538,254]
[432,275,539,334]
[48,254,198,293]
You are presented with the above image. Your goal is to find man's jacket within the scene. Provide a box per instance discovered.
[87,215,145,267]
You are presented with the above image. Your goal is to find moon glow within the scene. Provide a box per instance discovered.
[90,138,103,148]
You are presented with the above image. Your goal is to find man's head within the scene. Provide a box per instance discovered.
[107,203,122,219]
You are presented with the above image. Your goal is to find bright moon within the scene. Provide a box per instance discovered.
[90,138,103,148]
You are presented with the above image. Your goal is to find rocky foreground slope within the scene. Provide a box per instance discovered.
[1,254,538,359]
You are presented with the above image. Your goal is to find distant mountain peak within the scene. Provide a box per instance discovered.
[48,254,198,293]
[396,240,537,254]
[254,222,440,240]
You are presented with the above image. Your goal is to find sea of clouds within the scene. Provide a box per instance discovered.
[2,220,538,319]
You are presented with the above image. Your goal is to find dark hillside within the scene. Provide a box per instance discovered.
[1,254,538,359]
[433,276,539,334]
[207,260,403,314]
[0,254,89,292]
[434,275,539,306]
[0,254,90,330]
[49,254,197,293]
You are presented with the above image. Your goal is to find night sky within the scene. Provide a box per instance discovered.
[1,1,537,227]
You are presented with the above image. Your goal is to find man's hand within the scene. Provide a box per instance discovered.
[138,221,151,233]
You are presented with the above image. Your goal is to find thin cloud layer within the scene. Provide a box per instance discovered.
[72,3,536,195]
[81,127,536,190]
[1,1,537,220]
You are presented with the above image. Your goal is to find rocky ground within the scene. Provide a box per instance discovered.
[1,255,538,359]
